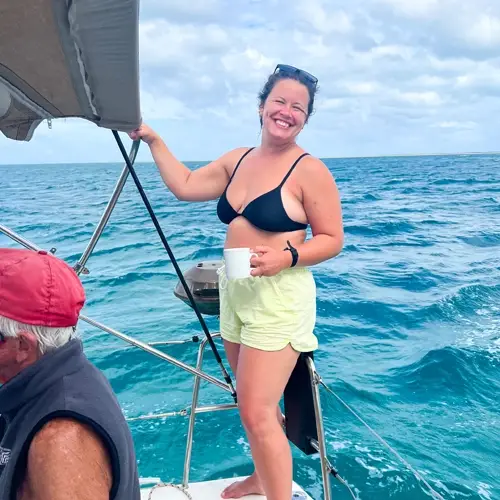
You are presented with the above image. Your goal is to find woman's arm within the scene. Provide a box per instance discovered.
[292,156,344,266]
[131,124,247,202]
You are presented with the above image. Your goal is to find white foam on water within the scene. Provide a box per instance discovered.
[477,482,492,500]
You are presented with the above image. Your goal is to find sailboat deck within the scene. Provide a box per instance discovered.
[141,476,311,500]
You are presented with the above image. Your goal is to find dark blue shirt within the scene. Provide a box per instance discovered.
[0,338,140,500]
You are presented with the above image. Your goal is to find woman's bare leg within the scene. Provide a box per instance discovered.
[222,343,299,500]
[223,339,240,376]
[222,341,265,498]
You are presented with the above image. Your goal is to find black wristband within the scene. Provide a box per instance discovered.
[283,240,298,267]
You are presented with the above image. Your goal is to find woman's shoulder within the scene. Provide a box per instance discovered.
[299,152,330,174]
[220,146,255,165]
[294,153,337,189]
[213,146,255,176]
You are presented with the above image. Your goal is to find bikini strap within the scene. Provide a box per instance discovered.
[279,153,310,187]
[228,147,255,183]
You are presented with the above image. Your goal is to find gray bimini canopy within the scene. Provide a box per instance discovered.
[0,0,142,141]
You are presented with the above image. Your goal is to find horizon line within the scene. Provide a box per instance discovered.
[1,150,499,166]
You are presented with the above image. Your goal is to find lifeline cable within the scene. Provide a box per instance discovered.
[319,452,357,499]
[320,380,444,500]
[111,130,237,402]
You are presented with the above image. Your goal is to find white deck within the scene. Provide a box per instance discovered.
[141,476,311,500]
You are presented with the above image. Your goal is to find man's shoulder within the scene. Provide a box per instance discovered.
[29,417,113,467]
[31,417,98,446]
[23,418,113,498]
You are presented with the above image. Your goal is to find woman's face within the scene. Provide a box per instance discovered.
[260,79,310,142]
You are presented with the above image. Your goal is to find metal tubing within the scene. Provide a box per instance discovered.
[74,140,141,275]
[183,336,211,487]
[79,314,231,393]
[193,403,237,414]
[0,225,42,251]
[307,357,332,500]
[127,410,186,422]
[149,340,195,346]
[126,403,237,423]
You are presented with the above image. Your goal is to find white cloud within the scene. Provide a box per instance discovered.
[140,91,194,121]
[1,0,500,163]
[296,0,352,34]
[293,33,332,60]
[377,0,440,19]
[221,48,274,76]
[344,82,379,96]
[141,0,222,22]
[433,121,477,129]
[370,44,417,60]
[320,98,346,110]
[396,91,444,106]
[413,75,449,87]
[465,14,500,48]
[139,21,230,69]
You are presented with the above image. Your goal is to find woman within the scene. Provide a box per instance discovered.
[130,64,344,500]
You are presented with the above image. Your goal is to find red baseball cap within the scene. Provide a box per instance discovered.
[0,248,85,327]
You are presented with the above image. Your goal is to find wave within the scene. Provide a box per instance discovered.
[345,221,416,237]
[459,232,500,248]
[363,267,448,292]
[84,241,156,258]
[334,379,390,406]
[418,218,450,226]
[387,345,500,405]
[363,193,381,201]
[331,298,414,333]
[430,177,495,186]
[89,271,176,288]
[379,237,435,248]
[417,283,500,323]
[384,178,407,186]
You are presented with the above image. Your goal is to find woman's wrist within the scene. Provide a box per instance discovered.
[282,240,299,268]
[281,249,293,269]
[147,134,162,148]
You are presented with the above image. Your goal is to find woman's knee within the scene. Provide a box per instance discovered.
[239,400,277,437]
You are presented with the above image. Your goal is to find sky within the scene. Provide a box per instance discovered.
[1,0,500,164]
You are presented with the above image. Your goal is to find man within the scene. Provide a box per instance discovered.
[0,248,141,500]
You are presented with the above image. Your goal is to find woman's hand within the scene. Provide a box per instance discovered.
[129,123,160,146]
[250,246,292,277]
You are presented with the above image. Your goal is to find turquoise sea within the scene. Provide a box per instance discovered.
[1,153,499,499]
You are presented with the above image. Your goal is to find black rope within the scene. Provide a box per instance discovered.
[112,130,237,402]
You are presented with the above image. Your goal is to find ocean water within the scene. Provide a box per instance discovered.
[1,153,499,500]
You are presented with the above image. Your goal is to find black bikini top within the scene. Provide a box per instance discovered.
[216,148,309,233]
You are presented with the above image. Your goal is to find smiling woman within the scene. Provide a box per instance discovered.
[129,63,344,500]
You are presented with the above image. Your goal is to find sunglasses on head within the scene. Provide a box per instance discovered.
[274,64,318,86]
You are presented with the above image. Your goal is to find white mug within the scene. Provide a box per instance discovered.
[223,248,258,280]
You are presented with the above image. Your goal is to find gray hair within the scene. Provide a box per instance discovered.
[0,314,75,355]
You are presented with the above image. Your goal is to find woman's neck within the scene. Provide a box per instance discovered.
[259,132,297,156]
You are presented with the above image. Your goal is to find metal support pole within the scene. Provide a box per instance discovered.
[0,225,43,251]
[74,139,141,275]
[80,314,231,394]
[183,335,216,487]
[307,356,332,500]
[126,403,237,422]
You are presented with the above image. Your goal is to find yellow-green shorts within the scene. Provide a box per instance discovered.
[218,265,318,352]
